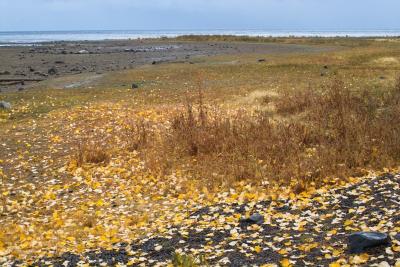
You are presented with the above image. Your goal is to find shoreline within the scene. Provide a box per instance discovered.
[1,30,400,46]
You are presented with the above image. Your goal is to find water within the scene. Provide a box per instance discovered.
[0,29,399,46]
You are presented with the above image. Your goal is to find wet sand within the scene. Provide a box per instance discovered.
[0,39,331,92]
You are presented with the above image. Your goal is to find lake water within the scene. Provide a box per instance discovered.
[0,29,399,46]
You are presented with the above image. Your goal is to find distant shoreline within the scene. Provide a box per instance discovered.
[1,30,400,45]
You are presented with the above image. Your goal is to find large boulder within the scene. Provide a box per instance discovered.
[348,232,390,253]
[0,101,11,110]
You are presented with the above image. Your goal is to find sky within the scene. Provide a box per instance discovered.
[0,0,399,31]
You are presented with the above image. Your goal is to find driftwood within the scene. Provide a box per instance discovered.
[0,78,44,82]
[0,78,44,85]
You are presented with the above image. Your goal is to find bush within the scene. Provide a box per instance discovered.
[126,76,400,191]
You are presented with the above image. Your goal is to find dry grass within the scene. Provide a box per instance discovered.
[75,142,111,166]
[127,76,400,191]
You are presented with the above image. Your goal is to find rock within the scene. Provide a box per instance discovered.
[324,65,329,69]
[55,60,65,64]
[0,70,10,75]
[348,232,390,253]
[78,50,89,54]
[258,59,266,62]
[240,213,264,225]
[394,233,400,241]
[48,67,58,75]
[18,87,24,92]
[0,101,11,110]
[34,71,48,77]
[70,67,81,72]
[29,67,35,72]
[14,71,26,76]
[152,61,157,65]
[131,83,139,89]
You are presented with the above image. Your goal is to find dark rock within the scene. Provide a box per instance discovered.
[48,67,58,75]
[258,59,266,62]
[131,83,139,89]
[348,232,390,253]
[70,67,81,72]
[0,71,10,75]
[14,71,26,76]
[34,71,48,77]
[394,233,400,241]
[240,213,264,225]
[61,50,68,55]
[324,65,329,69]
[152,61,157,65]
[29,67,35,72]
[380,76,386,80]
[55,60,65,64]
[18,87,24,92]
[0,101,11,110]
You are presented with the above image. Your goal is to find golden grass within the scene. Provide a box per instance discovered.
[120,75,400,192]
[75,142,111,166]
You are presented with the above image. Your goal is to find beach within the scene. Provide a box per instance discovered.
[0,39,331,92]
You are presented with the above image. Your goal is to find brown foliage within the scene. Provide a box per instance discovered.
[129,76,400,190]
[75,142,110,166]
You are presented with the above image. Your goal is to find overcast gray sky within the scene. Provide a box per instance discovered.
[0,0,399,31]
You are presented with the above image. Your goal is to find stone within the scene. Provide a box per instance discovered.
[70,67,81,72]
[0,101,11,110]
[394,233,400,241]
[0,70,10,75]
[348,232,390,254]
[240,213,264,225]
[258,59,266,62]
[48,67,58,75]
[34,71,48,77]
[131,83,139,89]
[78,50,89,54]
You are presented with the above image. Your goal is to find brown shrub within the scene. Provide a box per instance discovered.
[75,142,110,166]
[126,76,400,191]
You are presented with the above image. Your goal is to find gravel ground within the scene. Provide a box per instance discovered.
[0,40,331,92]
[6,173,397,267]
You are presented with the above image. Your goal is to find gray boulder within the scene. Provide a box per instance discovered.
[348,232,390,253]
[0,101,11,110]
[240,213,264,225]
